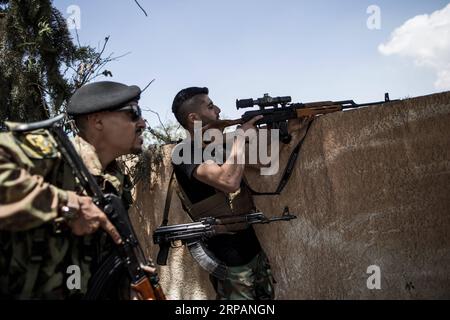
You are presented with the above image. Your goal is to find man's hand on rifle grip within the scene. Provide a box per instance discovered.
[65,191,122,244]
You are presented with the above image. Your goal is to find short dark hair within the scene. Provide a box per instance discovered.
[172,87,208,128]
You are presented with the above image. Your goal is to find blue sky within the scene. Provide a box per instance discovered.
[54,0,450,127]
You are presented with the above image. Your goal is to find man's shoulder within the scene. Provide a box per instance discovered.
[72,135,103,176]
[0,129,60,163]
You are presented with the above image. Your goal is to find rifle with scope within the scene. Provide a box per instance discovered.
[204,93,398,143]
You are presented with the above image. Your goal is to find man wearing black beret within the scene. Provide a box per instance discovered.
[0,81,150,299]
[67,81,150,298]
[68,81,146,158]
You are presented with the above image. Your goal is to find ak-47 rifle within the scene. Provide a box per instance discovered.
[6,114,166,300]
[204,93,398,143]
[153,208,296,279]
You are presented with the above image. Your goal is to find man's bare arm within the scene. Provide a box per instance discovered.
[193,115,262,193]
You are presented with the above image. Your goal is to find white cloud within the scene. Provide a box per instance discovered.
[379,3,450,90]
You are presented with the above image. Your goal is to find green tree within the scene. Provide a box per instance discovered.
[0,0,111,130]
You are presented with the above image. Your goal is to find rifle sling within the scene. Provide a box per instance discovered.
[161,169,176,227]
[161,167,211,228]
[247,119,314,196]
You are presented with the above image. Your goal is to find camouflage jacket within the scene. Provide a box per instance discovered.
[0,129,133,299]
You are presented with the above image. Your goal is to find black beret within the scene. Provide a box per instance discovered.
[172,87,209,115]
[67,81,141,115]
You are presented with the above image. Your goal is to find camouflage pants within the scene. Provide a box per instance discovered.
[209,251,275,300]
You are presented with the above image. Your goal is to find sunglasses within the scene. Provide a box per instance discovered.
[115,105,142,122]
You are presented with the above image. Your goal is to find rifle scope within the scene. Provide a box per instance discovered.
[236,93,291,109]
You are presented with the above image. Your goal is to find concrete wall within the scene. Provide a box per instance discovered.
[130,91,450,299]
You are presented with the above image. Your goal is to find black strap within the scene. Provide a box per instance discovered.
[161,169,176,227]
[247,120,314,196]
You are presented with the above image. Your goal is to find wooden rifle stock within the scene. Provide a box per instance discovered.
[295,104,342,117]
[131,277,166,300]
